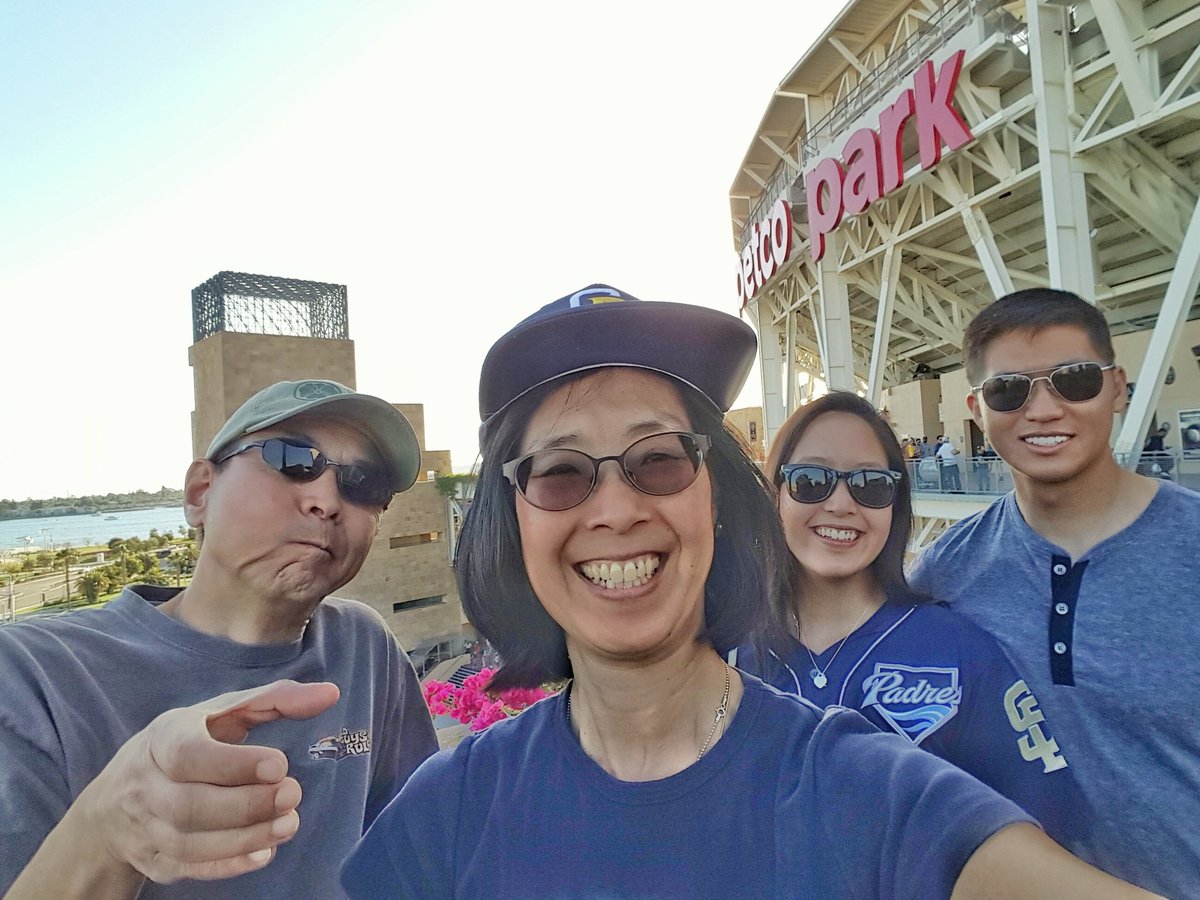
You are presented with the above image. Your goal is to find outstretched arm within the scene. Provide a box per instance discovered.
[952,823,1162,899]
[7,679,339,900]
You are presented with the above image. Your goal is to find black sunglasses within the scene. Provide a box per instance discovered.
[215,438,394,509]
[972,362,1115,413]
[779,464,903,509]
[502,431,711,512]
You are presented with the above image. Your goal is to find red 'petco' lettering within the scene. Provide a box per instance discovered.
[805,50,972,261]
[736,198,793,308]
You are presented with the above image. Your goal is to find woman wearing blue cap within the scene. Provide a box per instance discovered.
[342,285,1153,898]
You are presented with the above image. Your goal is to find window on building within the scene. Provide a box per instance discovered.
[392,595,445,613]
[749,421,758,442]
[389,532,441,549]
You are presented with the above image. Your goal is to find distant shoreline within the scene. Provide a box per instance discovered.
[0,503,182,524]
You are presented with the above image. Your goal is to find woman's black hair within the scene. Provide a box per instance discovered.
[457,370,792,691]
[764,391,925,613]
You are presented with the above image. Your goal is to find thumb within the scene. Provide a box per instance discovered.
[205,680,341,744]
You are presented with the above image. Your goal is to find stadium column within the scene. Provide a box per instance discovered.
[753,296,788,451]
[1027,0,1098,294]
[806,93,857,393]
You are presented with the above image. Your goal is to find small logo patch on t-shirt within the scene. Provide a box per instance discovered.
[308,726,372,760]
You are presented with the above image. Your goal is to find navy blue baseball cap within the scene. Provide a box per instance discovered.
[479,283,757,427]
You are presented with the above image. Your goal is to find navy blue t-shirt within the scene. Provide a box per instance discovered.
[342,673,1030,899]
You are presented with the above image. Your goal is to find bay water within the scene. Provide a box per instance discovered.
[0,506,189,553]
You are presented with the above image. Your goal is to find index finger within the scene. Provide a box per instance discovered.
[202,680,341,744]
[148,681,340,787]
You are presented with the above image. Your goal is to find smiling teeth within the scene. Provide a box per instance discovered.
[1024,435,1069,446]
[580,555,660,589]
[815,526,858,543]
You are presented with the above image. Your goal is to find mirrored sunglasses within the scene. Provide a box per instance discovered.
[215,438,394,509]
[973,362,1115,413]
[779,464,903,509]
[502,431,712,512]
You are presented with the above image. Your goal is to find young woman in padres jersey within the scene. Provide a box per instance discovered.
[739,392,1086,847]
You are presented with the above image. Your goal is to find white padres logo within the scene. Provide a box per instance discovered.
[861,664,963,745]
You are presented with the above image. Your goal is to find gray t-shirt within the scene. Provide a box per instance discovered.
[0,585,437,898]
[909,482,1200,897]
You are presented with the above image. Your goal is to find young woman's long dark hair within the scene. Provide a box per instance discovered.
[765,391,924,609]
[457,370,791,691]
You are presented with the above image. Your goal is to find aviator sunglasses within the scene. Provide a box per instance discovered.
[972,361,1115,413]
[779,464,903,509]
[215,438,394,509]
[502,431,711,511]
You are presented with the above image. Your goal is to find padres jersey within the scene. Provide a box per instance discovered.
[739,598,1087,846]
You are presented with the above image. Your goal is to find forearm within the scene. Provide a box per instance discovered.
[6,795,145,900]
[951,823,1162,899]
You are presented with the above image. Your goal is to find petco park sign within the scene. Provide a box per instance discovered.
[736,49,974,304]
[807,50,972,261]
[735,198,793,308]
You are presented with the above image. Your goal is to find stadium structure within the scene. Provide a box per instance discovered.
[730,0,1200,543]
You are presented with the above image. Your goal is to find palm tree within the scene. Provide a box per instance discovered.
[55,546,78,608]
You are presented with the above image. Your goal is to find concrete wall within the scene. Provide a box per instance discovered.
[937,369,973,456]
[883,379,943,443]
[341,479,462,653]
[189,331,357,459]
[725,406,765,462]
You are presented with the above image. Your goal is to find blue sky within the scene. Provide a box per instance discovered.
[1,1,838,499]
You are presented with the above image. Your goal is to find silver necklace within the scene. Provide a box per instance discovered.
[794,605,871,690]
[567,662,732,762]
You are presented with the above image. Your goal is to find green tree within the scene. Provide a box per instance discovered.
[108,538,130,582]
[77,571,104,604]
[55,547,78,608]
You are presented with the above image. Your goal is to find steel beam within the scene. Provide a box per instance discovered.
[1027,0,1098,294]
[1113,192,1200,461]
[1089,0,1155,117]
[867,245,902,405]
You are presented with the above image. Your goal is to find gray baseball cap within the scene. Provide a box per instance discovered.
[206,379,421,493]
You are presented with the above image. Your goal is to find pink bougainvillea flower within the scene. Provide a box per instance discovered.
[421,667,562,731]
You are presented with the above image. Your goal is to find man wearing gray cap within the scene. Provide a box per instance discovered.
[1,380,438,899]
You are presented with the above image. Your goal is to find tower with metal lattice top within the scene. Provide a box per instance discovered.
[189,271,357,460]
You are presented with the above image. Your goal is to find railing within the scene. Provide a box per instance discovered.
[911,449,1197,498]
[907,454,1013,496]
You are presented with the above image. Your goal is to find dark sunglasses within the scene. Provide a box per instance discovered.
[502,431,711,512]
[972,362,1115,413]
[215,438,394,509]
[779,464,903,509]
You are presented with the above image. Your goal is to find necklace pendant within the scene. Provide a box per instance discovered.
[810,670,828,689]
